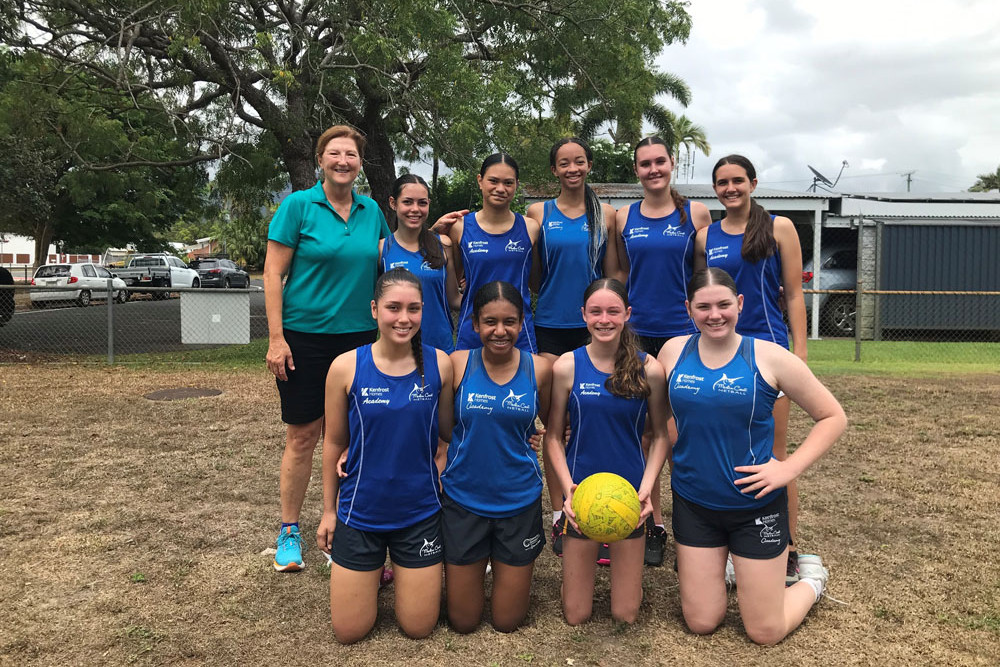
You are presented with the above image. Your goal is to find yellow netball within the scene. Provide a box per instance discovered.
[571,472,642,543]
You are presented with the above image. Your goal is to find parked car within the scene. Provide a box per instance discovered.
[802,244,857,336]
[115,254,200,299]
[30,263,130,308]
[0,266,13,326]
[189,258,251,288]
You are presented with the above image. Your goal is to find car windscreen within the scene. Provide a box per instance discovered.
[34,265,71,278]
[131,258,166,267]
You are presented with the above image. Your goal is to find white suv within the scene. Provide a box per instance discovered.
[30,263,129,308]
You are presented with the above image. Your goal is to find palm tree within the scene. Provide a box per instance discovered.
[671,114,711,182]
[577,71,691,149]
[970,165,1000,192]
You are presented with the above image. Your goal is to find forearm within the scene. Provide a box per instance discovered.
[639,433,669,498]
[263,272,285,341]
[781,414,845,478]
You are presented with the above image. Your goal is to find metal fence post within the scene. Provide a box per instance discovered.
[854,217,863,362]
[107,278,115,365]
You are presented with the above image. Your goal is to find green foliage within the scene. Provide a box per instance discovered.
[969,165,1000,192]
[589,141,638,183]
[429,170,480,222]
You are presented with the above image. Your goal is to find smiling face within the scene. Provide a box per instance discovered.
[551,141,591,191]
[390,182,430,232]
[634,143,674,193]
[318,136,362,187]
[713,162,757,212]
[477,162,518,208]
[686,283,743,339]
[582,288,630,344]
[372,283,423,345]
[473,298,523,355]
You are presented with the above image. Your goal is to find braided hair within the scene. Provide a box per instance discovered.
[374,267,426,386]
[549,138,607,278]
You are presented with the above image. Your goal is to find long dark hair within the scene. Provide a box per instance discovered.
[391,174,445,269]
[374,267,426,385]
[583,278,649,399]
[550,138,606,278]
[633,136,688,226]
[712,154,774,264]
[472,280,524,321]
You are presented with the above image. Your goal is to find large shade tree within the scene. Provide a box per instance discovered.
[11,0,694,212]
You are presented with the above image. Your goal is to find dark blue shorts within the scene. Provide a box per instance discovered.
[331,512,444,571]
[671,490,789,560]
[535,325,591,356]
[276,328,376,424]
[440,494,544,567]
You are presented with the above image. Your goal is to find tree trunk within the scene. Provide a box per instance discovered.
[360,121,398,226]
[279,134,319,192]
[432,153,440,196]
[32,221,54,267]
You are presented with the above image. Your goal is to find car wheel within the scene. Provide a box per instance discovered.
[192,278,200,289]
[116,289,129,304]
[77,290,92,307]
[822,295,856,336]
[224,277,231,289]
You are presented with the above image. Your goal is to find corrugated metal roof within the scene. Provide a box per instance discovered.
[841,191,1000,203]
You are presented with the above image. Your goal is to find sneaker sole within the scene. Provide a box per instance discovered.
[273,560,304,572]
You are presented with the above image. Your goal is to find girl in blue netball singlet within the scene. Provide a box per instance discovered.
[612,135,713,565]
[657,268,845,645]
[441,281,552,633]
[544,278,670,625]
[695,154,809,583]
[433,154,541,353]
[316,268,455,644]
[526,138,622,552]
[380,174,461,352]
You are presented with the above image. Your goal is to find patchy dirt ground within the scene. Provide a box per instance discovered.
[1,366,997,666]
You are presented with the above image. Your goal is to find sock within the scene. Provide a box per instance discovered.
[655,523,665,529]
[802,577,823,602]
[280,522,299,532]
[552,510,563,525]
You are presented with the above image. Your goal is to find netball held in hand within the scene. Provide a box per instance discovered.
[570,473,642,543]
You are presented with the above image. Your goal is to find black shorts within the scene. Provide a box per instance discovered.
[330,512,444,571]
[564,517,644,542]
[671,490,789,560]
[535,326,590,356]
[637,334,670,357]
[276,328,377,424]
[440,494,545,567]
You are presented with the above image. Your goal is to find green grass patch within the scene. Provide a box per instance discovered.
[112,338,269,369]
[807,339,1000,375]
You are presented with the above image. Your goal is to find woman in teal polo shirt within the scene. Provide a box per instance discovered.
[264,124,390,573]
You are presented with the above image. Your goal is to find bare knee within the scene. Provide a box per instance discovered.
[332,621,373,645]
[610,602,639,625]
[448,613,480,634]
[491,617,523,633]
[285,423,321,454]
[563,606,592,626]
[683,608,724,635]
[399,618,437,640]
[745,621,786,646]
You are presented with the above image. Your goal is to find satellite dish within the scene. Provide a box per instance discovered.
[806,161,849,192]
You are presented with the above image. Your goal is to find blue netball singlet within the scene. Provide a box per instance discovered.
[381,234,455,353]
[565,347,647,489]
[704,219,788,348]
[535,200,605,328]
[621,201,697,337]
[441,348,542,517]
[667,335,780,510]
[455,212,536,352]
[338,344,443,530]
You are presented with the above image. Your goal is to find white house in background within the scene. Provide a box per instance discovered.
[0,233,58,268]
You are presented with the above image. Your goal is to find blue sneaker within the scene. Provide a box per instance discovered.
[274,525,305,572]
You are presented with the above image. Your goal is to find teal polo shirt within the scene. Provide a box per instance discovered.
[268,182,390,334]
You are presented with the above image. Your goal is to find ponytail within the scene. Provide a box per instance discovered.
[711,154,775,263]
[582,278,649,399]
[583,184,607,278]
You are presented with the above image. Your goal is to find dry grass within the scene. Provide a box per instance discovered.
[1,366,998,666]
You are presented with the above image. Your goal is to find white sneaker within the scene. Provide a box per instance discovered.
[797,554,829,597]
[724,554,736,588]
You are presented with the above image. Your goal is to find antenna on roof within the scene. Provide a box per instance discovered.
[806,160,849,192]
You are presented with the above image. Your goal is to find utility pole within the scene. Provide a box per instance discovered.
[901,171,915,192]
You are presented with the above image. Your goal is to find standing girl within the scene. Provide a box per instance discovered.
[434,154,541,353]
[380,174,461,352]
[544,279,670,625]
[441,281,551,633]
[526,138,621,551]
[695,154,808,582]
[657,267,845,645]
[612,135,712,565]
[316,268,454,644]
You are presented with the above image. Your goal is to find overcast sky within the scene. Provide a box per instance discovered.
[657,0,1000,193]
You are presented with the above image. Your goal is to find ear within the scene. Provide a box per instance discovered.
[737,294,744,313]
[580,305,586,324]
[624,305,632,322]
[371,299,377,319]
[749,179,758,194]
[685,299,692,318]
[551,164,559,178]
[389,196,398,212]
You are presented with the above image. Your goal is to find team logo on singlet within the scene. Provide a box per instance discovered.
[419,537,442,557]
[707,246,729,262]
[408,383,436,402]
[501,389,532,413]
[673,373,704,394]
[547,220,564,231]
[712,374,747,396]
[360,386,391,405]
[505,239,525,253]
[755,512,782,545]
[661,223,687,237]
[626,226,649,240]
[419,260,433,272]
[389,260,409,270]
[578,382,602,397]
[465,391,497,414]
[467,240,489,255]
